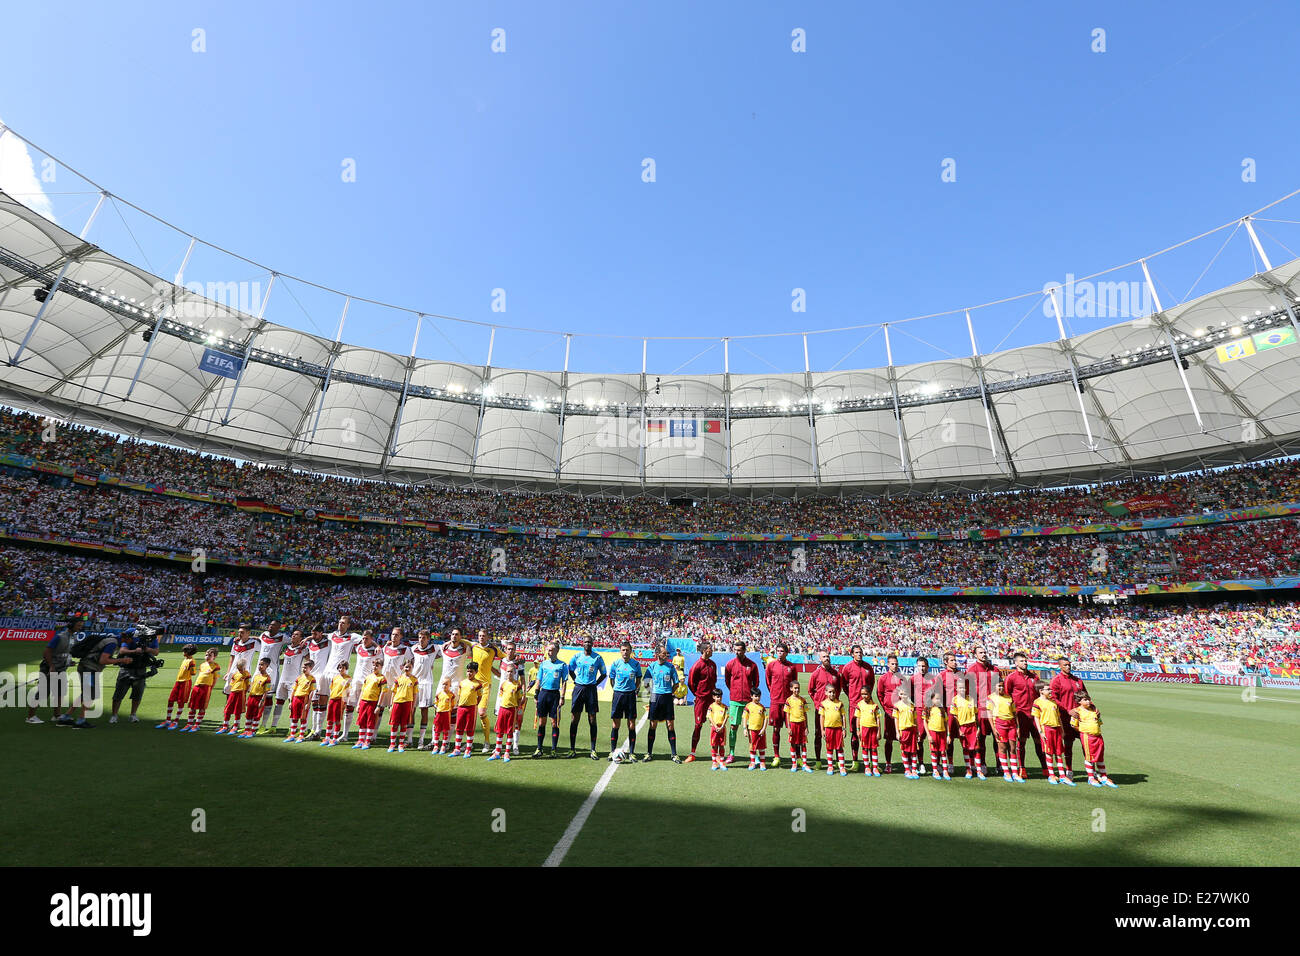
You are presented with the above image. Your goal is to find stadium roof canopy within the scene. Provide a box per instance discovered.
[3,136,1300,498]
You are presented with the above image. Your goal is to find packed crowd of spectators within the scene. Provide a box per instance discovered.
[3,469,1299,587]
[5,407,1300,535]
[0,544,1294,669]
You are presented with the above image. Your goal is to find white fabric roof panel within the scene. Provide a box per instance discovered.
[558,412,640,483]
[387,397,477,474]
[814,409,902,483]
[906,398,1007,483]
[731,416,813,485]
[474,407,561,479]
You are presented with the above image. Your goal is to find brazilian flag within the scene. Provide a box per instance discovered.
[1253,327,1297,351]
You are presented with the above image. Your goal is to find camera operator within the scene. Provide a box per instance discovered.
[54,627,120,729]
[25,624,72,725]
[109,625,162,724]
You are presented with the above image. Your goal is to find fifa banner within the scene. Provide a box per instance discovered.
[1123,672,1200,684]
[0,615,58,641]
[199,348,243,379]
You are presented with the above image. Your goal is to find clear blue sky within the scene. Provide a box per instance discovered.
[2,0,1298,375]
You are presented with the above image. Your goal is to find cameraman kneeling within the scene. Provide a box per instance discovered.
[54,629,120,729]
[109,626,162,724]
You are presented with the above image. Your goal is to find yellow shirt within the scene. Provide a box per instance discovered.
[743,701,767,732]
[856,700,880,729]
[707,701,728,729]
[250,674,272,697]
[292,674,316,698]
[1074,707,1101,735]
[498,679,522,709]
[952,697,977,726]
[457,681,481,708]
[195,661,221,687]
[229,671,250,694]
[330,674,350,700]
[1033,696,1061,728]
[174,658,196,683]
[926,705,947,733]
[784,696,808,724]
[360,673,386,703]
[394,674,418,704]
[819,698,844,729]
[895,705,916,730]
[471,644,498,683]
[986,693,1015,721]
[435,689,455,713]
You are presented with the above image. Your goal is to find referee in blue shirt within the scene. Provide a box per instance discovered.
[607,642,642,760]
[567,638,608,759]
[529,642,569,757]
[642,643,682,763]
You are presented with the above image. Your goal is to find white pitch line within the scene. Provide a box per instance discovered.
[1254,695,1300,703]
[543,710,650,868]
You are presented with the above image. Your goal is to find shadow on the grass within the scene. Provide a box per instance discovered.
[3,717,1282,867]
[563,788,1292,866]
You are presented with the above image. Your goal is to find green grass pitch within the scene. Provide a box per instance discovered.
[3,644,1298,867]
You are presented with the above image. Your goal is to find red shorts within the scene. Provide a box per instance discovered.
[244,695,265,722]
[824,726,844,750]
[927,729,947,751]
[694,696,712,726]
[1040,725,1063,755]
[897,726,918,752]
[710,725,726,750]
[189,685,212,711]
[326,697,344,723]
[495,707,515,736]
[1081,733,1105,762]
[768,701,788,729]
[993,717,1018,743]
[222,690,246,720]
[978,716,994,738]
[358,699,379,730]
[290,695,309,720]
[788,721,807,746]
[957,722,979,750]
[455,705,476,735]
[859,726,879,750]
[433,709,451,734]
[390,700,413,728]
[168,680,192,706]
[747,729,767,751]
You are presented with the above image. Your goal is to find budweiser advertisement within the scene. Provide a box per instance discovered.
[1123,671,1200,684]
